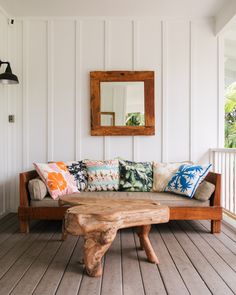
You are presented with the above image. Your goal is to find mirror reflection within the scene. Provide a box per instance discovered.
[100,82,145,126]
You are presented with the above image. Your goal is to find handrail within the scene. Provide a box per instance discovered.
[210,148,236,153]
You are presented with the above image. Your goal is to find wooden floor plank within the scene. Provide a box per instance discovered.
[199,220,236,255]
[0,221,45,279]
[33,235,78,295]
[159,224,211,295]
[188,220,236,272]
[11,229,62,295]
[178,221,236,293]
[77,263,103,295]
[134,227,167,295]
[121,228,145,295]
[0,222,57,295]
[0,215,19,244]
[0,220,38,259]
[0,213,16,226]
[169,221,233,295]
[150,226,189,295]
[101,231,122,295]
[56,237,84,295]
[0,214,17,231]
[221,222,236,243]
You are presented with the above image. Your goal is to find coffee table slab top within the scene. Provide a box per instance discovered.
[59,195,170,277]
[59,196,170,234]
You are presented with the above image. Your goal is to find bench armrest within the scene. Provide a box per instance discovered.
[205,172,221,206]
[19,170,39,207]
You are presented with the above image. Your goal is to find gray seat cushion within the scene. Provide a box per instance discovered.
[30,191,210,208]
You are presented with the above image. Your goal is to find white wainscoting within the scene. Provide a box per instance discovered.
[0,11,9,216]
[0,16,221,212]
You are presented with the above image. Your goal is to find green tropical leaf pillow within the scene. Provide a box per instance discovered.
[119,160,153,192]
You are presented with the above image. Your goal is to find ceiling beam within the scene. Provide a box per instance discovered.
[215,0,236,35]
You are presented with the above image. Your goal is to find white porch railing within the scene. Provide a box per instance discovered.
[210,148,236,217]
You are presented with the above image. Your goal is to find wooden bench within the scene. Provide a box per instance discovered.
[18,170,222,234]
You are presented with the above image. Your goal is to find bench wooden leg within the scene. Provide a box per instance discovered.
[211,220,221,233]
[138,225,159,264]
[19,218,29,233]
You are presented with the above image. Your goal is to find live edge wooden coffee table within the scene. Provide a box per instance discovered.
[59,196,169,277]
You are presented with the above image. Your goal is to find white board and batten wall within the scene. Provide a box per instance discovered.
[0,13,221,213]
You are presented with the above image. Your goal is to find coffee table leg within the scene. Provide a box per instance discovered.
[61,219,68,241]
[83,228,117,277]
[138,225,159,264]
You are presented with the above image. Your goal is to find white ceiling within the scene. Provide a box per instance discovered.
[0,0,230,18]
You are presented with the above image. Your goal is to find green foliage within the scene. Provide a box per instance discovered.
[225,82,236,148]
[125,112,145,126]
[119,160,153,192]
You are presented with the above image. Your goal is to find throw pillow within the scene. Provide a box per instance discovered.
[85,159,119,191]
[34,162,78,200]
[153,162,190,192]
[194,181,215,201]
[28,178,48,200]
[165,164,212,198]
[119,160,153,192]
[66,161,88,191]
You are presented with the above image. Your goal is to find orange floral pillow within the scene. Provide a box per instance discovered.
[34,162,78,200]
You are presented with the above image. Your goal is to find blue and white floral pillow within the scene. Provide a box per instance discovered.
[164,164,212,198]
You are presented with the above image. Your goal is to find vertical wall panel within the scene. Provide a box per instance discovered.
[8,20,23,211]
[167,21,190,162]
[28,21,47,164]
[80,20,104,160]
[192,20,218,163]
[108,20,133,160]
[137,19,162,162]
[0,11,8,215]
[53,20,76,161]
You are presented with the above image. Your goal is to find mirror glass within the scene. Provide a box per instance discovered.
[100,81,145,126]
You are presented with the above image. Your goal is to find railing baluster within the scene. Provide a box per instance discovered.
[210,148,236,218]
[234,154,236,215]
[225,153,229,211]
[221,152,225,208]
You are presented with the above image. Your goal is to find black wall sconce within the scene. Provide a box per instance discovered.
[0,60,19,84]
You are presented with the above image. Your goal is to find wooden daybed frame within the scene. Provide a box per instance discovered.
[18,170,222,234]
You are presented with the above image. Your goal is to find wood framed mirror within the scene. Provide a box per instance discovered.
[90,71,155,136]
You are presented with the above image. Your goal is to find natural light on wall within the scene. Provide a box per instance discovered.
[224,24,236,148]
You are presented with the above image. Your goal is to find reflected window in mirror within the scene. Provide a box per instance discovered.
[100,82,145,127]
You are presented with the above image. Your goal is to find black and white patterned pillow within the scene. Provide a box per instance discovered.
[66,161,88,191]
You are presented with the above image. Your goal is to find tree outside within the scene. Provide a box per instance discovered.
[225,82,236,148]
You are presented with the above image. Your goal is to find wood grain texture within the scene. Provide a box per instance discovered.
[0,222,57,294]
[150,227,189,295]
[33,235,78,295]
[121,228,145,295]
[178,220,236,293]
[101,231,122,295]
[90,71,155,136]
[159,223,211,295]
[187,220,236,272]
[169,221,234,295]
[61,197,169,277]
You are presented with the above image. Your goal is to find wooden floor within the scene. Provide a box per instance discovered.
[0,214,236,295]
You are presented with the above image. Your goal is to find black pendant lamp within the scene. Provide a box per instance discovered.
[0,60,19,84]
